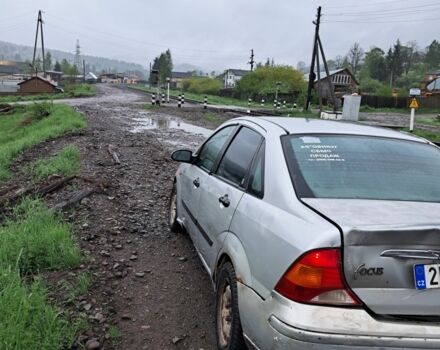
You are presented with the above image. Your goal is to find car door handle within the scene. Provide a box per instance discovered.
[218,194,230,207]
[193,178,200,188]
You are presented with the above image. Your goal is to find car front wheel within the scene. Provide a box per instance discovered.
[215,262,246,350]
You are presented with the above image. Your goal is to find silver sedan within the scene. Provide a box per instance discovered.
[169,116,440,349]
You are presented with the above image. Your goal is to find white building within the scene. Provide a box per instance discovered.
[221,69,250,88]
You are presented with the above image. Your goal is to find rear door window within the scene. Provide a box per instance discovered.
[247,142,265,198]
[216,127,263,186]
[196,126,235,172]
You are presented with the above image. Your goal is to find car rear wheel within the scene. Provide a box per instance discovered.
[169,183,180,233]
[215,262,246,350]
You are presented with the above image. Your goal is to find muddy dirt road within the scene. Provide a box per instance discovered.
[62,85,230,349]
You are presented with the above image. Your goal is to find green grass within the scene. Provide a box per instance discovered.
[0,198,83,349]
[29,145,81,180]
[0,103,86,182]
[0,268,81,350]
[0,198,82,274]
[107,325,122,346]
[0,84,97,103]
[402,128,440,143]
[418,117,440,127]
[360,105,439,114]
[61,272,91,304]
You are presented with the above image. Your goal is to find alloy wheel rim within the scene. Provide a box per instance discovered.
[218,284,232,347]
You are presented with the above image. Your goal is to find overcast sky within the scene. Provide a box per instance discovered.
[1,0,439,72]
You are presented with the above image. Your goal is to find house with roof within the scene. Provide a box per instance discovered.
[304,68,359,99]
[0,60,27,76]
[220,69,250,89]
[18,76,60,94]
[170,71,193,89]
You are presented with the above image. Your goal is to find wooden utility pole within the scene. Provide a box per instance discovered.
[248,49,255,71]
[304,7,337,112]
[305,6,321,110]
[32,10,46,76]
[83,59,86,83]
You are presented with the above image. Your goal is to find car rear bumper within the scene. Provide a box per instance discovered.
[238,283,440,350]
[267,315,440,349]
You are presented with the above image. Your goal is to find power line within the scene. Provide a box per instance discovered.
[325,2,440,16]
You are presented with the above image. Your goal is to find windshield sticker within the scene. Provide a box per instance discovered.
[301,144,345,162]
[301,136,321,144]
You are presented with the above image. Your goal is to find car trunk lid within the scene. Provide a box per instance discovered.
[303,198,440,316]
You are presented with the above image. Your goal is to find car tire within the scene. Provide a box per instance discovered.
[169,183,180,233]
[215,262,246,350]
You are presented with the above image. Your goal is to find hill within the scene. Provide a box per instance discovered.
[0,40,147,78]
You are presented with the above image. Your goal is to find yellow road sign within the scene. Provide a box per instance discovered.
[409,98,419,109]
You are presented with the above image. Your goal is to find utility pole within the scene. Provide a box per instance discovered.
[32,10,46,76]
[305,6,321,110]
[74,39,81,71]
[248,49,255,71]
[83,59,86,83]
[304,7,337,112]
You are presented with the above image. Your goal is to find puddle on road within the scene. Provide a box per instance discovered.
[130,116,212,138]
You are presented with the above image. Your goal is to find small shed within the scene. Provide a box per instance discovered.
[170,71,193,89]
[18,76,58,94]
[304,68,359,99]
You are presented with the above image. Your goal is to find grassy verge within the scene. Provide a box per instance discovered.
[418,117,440,127]
[360,105,439,114]
[0,103,86,182]
[29,145,81,180]
[0,84,97,103]
[0,198,83,349]
[403,129,440,143]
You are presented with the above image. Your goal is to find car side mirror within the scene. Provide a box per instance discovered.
[171,149,194,163]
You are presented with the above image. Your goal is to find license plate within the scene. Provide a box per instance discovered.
[414,264,440,290]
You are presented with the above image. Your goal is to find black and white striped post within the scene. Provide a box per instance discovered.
[161,92,165,104]
[182,93,185,105]
[261,98,265,107]
[151,93,156,105]
[293,103,297,109]
[247,98,252,114]
[283,100,286,108]
[273,99,277,109]
[178,94,181,108]
[204,95,208,109]
[277,101,281,110]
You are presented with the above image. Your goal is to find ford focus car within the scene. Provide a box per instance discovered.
[169,116,440,349]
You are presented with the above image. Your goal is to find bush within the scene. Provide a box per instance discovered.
[359,77,382,94]
[29,101,54,121]
[376,85,393,97]
[236,66,306,96]
[181,77,221,95]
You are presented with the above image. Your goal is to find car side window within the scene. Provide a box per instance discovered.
[247,142,265,198]
[196,126,235,172]
[216,127,263,187]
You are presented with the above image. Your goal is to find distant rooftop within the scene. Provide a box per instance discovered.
[171,71,193,79]
[226,69,250,76]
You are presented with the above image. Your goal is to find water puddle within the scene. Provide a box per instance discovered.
[130,116,212,137]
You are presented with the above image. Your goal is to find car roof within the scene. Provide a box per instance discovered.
[235,116,427,143]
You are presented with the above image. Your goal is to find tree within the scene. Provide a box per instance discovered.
[236,65,306,97]
[296,61,307,73]
[334,55,343,69]
[362,47,387,82]
[34,55,42,73]
[326,59,337,71]
[54,61,62,72]
[264,58,270,67]
[386,39,405,86]
[149,49,173,85]
[45,51,52,71]
[401,41,417,76]
[347,42,364,75]
[425,40,440,70]
[61,59,71,74]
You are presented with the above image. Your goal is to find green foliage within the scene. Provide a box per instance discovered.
[150,49,173,85]
[29,101,54,121]
[182,77,221,95]
[0,198,82,274]
[425,40,440,70]
[0,104,86,182]
[376,85,393,97]
[107,325,122,345]
[362,47,387,82]
[30,145,81,180]
[359,77,383,94]
[236,66,306,96]
[0,268,79,350]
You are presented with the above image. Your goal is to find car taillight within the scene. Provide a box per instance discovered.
[274,248,361,306]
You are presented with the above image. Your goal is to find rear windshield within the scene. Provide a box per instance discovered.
[283,135,440,203]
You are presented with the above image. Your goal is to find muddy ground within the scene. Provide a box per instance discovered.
[2,85,439,350]
[5,85,240,350]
